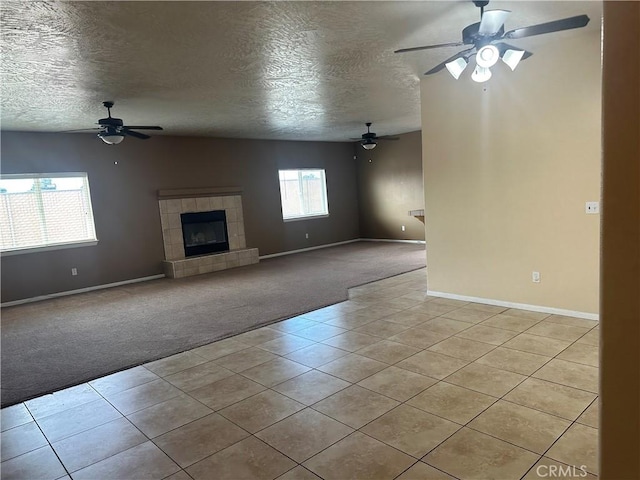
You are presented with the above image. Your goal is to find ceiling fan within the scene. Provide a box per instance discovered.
[67,101,163,144]
[395,0,590,82]
[351,123,399,150]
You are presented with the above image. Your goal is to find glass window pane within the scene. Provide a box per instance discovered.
[278,169,328,220]
[0,173,97,252]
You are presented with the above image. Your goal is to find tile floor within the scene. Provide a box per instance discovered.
[0,269,599,480]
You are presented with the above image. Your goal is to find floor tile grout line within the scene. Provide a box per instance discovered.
[9,408,151,477]
[28,400,129,446]
[281,357,549,472]
[401,380,501,427]
[0,414,71,478]
[147,414,252,473]
[91,368,162,399]
[405,352,597,421]
[518,321,595,342]
[516,326,600,394]
[421,329,514,367]
[422,322,600,477]
[475,334,597,419]
[523,411,599,478]
[577,396,599,426]
[174,410,344,477]
[353,403,464,463]
[392,459,463,480]
[497,396,596,425]
[489,318,599,365]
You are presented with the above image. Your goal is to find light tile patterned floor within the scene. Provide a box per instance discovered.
[0,268,599,480]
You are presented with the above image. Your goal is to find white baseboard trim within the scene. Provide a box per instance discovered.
[427,290,599,321]
[1,274,166,308]
[259,239,360,259]
[4,239,423,306]
[360,238,426,245]
[259,237,426,260]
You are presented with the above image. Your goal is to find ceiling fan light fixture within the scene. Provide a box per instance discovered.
[98,132,125,145]
[361,139,377,150]
[471,65,492,83]
[445,57,468,80]
[502,48,526,71]
[476,44,500,68]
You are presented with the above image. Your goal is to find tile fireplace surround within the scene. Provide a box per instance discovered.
[158,187,259,278]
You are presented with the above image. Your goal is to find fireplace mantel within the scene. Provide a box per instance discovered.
[158,190,258,278]
[158,186,243,200]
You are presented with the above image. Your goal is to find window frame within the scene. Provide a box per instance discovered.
[0,172,99,256]
[278,168,330,222]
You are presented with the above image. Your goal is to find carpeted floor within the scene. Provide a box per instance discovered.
[0,241,425,406]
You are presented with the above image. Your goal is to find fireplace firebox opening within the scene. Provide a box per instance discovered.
[180,210,229,257]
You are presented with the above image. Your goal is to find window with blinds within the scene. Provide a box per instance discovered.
[0,173,98,254]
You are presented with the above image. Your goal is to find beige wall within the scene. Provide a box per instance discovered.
[0,132,359,302]
[356,130,425,241]
[421,25,601,314]
[600,2,640,477]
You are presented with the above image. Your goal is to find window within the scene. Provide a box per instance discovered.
[0,173,98,254]
[278,169,329,220]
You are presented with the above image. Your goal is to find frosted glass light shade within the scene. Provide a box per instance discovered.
[502,49,526,71]
[445,57,468,80]
[476,45,500,68]
[471,65,492,83]
[98,133,125,145]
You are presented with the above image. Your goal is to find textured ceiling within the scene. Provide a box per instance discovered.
[0,1,601,142]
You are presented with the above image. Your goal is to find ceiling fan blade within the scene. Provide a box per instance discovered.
[123,129,151,140]
[479,9,511,35]
[425,47,475,75]
[59,128,102,133]
[395,41,464,54]
[504,14,590,40]
[122,125,163,130]
[494,42,534,61]
[379,136,400,141]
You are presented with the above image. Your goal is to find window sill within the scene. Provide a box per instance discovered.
[283,214,329,223]
[1,240,99,257]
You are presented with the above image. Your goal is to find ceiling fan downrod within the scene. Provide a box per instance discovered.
[103,101,115,118]
[473,0,489,19]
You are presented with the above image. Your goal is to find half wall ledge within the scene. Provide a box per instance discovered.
[409,209,425,224]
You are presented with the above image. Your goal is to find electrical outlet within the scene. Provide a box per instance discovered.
[532,271,540,283]
[71,268,78,276]
[305,233,309,239]
[585,201,600,214]
[401,225,406,232]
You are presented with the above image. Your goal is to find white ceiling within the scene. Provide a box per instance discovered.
[0,1,601,142]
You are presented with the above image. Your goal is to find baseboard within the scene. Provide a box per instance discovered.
[4,239,423,306]
[259,239,361,259]
[1,275,166,308]
[259,238,426,260]
[427,290,599,321]
[360,238,426,245]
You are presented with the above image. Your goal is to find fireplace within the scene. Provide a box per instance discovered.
[181,210,229,257]
[158,188,259,278]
